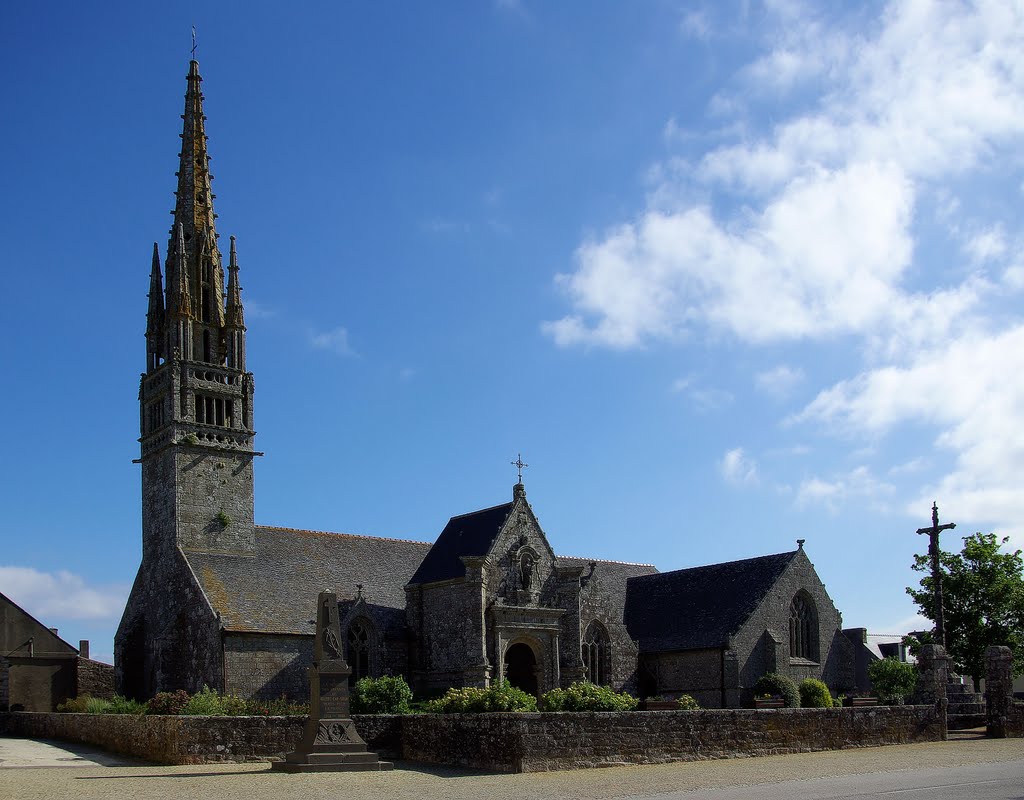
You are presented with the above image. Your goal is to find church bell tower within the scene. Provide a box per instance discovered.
[139,59,256,561]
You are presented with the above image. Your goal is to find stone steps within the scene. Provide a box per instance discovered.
[946,679,985,730]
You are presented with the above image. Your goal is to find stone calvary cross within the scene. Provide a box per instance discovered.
[272,590,392,772]
[916,502,956,649]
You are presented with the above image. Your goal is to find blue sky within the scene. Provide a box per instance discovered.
[3,1,1023,665]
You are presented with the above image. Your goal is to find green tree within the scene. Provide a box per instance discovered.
[867,657,916,704]
[907,532,1024,691]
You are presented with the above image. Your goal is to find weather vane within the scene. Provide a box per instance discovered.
[511,453,529,483]
[191,26,197,60]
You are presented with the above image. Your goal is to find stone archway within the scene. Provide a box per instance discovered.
[504,642,538,696]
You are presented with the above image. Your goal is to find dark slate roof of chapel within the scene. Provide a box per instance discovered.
[624,550,798,652]
[407,502,514,585]
[184,526,432,635]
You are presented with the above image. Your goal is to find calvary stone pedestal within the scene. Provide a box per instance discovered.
[272,591,393,772]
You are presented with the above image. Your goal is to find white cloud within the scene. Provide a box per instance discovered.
[543,1,1024,542]
[888,457,927,476]
[797,325,1024,538]
[670,376,733,412]
[795,466,894,512]
[309,326,356,356]
[545,1,1024,350]
[546,161,915,348]
[720,447,758,486]
[0,567,128,622]
[963,225,1007,264]
[680,10,711,40]
[755,365,805,398]
[243,299,277,320]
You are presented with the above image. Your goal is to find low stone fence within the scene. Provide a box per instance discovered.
[0,705,942,772]
[986,645,1024,738]
[404,706,943,772]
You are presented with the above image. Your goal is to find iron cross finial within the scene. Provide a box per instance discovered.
[511,453,529,483]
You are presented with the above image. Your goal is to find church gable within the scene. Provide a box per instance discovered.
[482,491,559,603]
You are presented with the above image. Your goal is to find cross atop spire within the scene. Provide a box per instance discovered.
[511,453,529,484]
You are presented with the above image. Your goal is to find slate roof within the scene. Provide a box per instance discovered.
[184,526,432,635]
[624,550,798,652]
[407,502,514,585]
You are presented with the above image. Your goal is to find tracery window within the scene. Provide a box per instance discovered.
[789,593,817,661]
[582,620,610,686]
[347,618,372,684]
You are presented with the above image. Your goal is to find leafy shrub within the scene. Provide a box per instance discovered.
[56,694,93,713]
[246,695,309,716]
[181,685,230,715]
[539,682,639,712]
[147,690,191,715]
[752,672,801,707]
[105,695,148,714]
[868,657,917,705]
[676,694,701,710]
[351,675,413,714]
[425,681,537,713]
[798,678,834,708]
[59,694,145,714]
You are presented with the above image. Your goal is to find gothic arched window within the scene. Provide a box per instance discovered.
[582,620,611,686]
[346,618,373,685]
[789,593,817,661]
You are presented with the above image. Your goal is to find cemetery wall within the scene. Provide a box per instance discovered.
[0,705,941,770]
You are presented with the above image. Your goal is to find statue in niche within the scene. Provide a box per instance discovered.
[520,551,535,590]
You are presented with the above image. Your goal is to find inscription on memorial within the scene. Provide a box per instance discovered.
[319,675,349,718]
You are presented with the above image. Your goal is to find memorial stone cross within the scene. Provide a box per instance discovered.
[272,590,392,772]
[916,502,956,649]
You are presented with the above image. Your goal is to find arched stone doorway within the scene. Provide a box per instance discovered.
[504,642,538,696]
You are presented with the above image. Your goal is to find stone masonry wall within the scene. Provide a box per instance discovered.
[985,645,1024,738]
[115,548,223,699]
[642,648,724,708]
[223,634,311,700]
[0,712,401,765]
[76,658,115,700]
[1,705,941,771]
[400,706,944,772]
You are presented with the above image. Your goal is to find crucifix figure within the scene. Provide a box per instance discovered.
[511,453,529,483]
[916,501,956,648]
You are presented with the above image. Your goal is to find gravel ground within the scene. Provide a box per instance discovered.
[1,737,1022,800]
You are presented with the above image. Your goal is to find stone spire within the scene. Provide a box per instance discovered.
[165,59,226,354]
[145,242,165,371]
[165,222,193,360]
[171,60,219,257]
[166,222,192,318]
[225,236,245,329]
[224,235,246,370]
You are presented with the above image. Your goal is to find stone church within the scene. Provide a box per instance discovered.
[115,61,855,708]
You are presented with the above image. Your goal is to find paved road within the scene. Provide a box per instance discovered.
[622,759,1024,800]
[0,736,1021,800]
